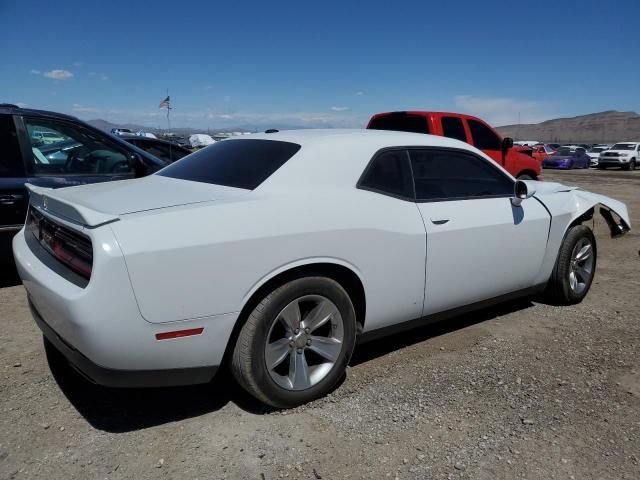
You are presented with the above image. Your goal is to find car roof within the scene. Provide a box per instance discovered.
[233,128,473,150]
[0,104,79,122]
[227,129,514,192]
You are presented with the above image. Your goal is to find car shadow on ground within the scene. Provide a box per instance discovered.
[48,298,534,433]
[350,297,535,367]
[0,261,21,288]
[0,233,21,288]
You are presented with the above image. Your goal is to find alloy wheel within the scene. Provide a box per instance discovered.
[264,295,344,391]
[568,238,595,295]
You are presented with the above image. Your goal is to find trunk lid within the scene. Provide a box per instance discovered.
[26,176,248,227]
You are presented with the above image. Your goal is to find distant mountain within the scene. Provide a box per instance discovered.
[496,111,640,143]
[86,118,254,136]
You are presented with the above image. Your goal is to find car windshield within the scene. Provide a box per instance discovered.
[611,143,636,150]
[158,139,301,189]
[588,147,606,153]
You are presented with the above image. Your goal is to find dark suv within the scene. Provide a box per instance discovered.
[0,104,167,260]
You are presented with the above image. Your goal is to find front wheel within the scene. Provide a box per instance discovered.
[231,277,357,408]
[517,174,534,180]
[544,225,596,305]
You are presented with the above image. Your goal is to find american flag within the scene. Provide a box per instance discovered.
[159,96,170,109]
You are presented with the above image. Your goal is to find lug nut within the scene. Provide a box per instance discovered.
[294,328,300,334]
[306,339,312,345]
[289,341,294,347]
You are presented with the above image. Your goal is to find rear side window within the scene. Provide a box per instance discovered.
[467,119,501,151]
[158,139,300,190]
[0,115,25,177]
[358,150,414,198]
[368,113,429,134]
[441,116,467,142]
[409,149,513,201]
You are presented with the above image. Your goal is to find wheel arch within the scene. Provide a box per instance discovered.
[516,169,538,180]
[220,260,367,368]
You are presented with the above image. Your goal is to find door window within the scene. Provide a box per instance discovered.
[467,119,501,151]
[358,150,414,198]
[0,115,25,177]
[23,118,132,175]
[409,149,513,201]
[441,116,467,142]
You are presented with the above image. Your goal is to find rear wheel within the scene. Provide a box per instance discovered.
[231,277,357,408]
[625,159,636,171]
[544,225,596,305]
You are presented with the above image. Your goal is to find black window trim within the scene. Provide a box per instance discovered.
[357,146,515,203]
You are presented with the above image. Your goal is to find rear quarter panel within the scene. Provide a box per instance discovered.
[110,188,427,331]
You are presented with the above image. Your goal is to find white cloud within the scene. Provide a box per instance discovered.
[204,85,215,90]
[30,69,41,75]
[355,91,364,96]
[223,95,231,102]
[330,106,350,112]
[44,69,74,80]
[73,62,83,67]
[454,95,555,126]
[16,102,28,108]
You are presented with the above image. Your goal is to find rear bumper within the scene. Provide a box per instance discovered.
[13,226,238,387]
[32,298,217,387]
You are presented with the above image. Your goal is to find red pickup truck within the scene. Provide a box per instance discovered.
[367,111,540,180]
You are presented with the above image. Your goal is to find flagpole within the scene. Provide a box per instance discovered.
[166,88,171,133]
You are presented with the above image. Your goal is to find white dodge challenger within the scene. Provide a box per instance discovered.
[13,129,630,407]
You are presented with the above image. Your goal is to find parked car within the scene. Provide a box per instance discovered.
[120,134,192,163]
[513,140,542,146]
[13,129,630,408]
[586,144,612,167]
[597,142,640,170]
[111,128,135,136]
[0,104,167,239]
[547,143,561,150]
[542,147,591,169]
[367,111,540,179]
[531,145,557,162]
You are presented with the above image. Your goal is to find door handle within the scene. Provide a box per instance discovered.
[430,218,450,225]
[0,194,24,205]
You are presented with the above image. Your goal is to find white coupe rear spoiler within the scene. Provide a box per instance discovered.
[26,184,120,228]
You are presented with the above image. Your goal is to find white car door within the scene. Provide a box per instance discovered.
[409,148,550,315]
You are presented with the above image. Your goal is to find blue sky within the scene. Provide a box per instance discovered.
[1,0,639,129]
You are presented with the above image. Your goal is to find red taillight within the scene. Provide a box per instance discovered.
[155,328,204,341]
[52,239,93,278]
[29,208,93,280]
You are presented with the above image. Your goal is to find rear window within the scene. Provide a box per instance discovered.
[368,113,429,134]
[158,139,300,190]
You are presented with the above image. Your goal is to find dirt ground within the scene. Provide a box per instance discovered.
[0,169,638,480]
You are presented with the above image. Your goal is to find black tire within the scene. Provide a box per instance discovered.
[544,225,597,305]
[517,174,534,180]
[231,276,357,408]
[628,159,636,171]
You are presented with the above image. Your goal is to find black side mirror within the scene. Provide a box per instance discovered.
[501,137,514,153]
[511,179,536,206]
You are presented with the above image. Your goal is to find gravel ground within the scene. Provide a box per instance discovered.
[1,169,638,480]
